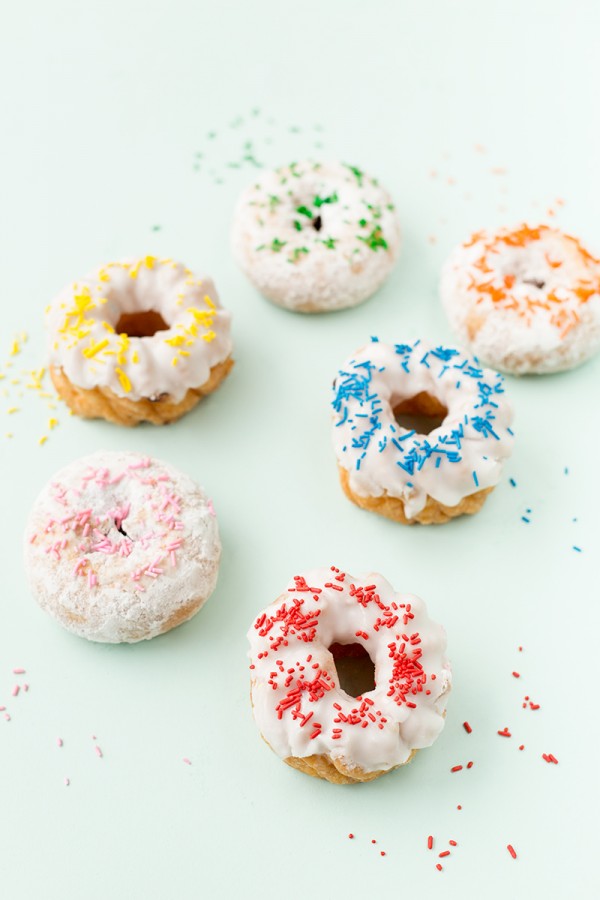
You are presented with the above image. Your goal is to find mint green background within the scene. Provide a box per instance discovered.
[1,2,599,897]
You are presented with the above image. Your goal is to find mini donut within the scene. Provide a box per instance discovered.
[441,224,600,374]
[24,451,221,643]
[248,567,451,784]
[46,256,233,425]
[231,160,401,312]
[331,339,514,524]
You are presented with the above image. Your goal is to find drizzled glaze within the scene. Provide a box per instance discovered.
[331,339,514,519]
[248,567,451,774]
[25,451,220,643]
[46,257,232,401]
[441,224,600,373]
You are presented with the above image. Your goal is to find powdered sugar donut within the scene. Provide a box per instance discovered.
[332,339,515,524]
[47,256,233,425]
[248,567,451,784]
[231,160,401,312]
[24,451,221,643]
[441,224,600,374]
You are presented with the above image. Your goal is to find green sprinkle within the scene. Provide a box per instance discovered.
[289,247,309,263]
[346,164,364,186]
[269,195,281,209]
[314,192,338,208]
[359,218,367,228]
[271,238,287,253]
[321,238,337,249]
[293,220,303,232]
[358,227,388,251]
[296,205,313,218]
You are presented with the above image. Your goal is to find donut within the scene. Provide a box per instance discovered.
[247,567,451,784]
[440,224,600,374]
[231,160,401,312]
[24,451,221,643]
[46,256,233,425]
[331,339,514,524]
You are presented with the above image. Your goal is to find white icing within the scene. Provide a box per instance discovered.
[24,451,221,643]
[331,340,514,519]
[231,161,401,312]
[441,224,600,374]
[248,568,451,774]
[46,257,233,402]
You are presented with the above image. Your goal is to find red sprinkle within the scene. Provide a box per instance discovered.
[427,835,433,850]
[507,844,517,859]
[449,840,457,847]
[348,833,354,839]
[542,753,559,764]
[380,851,386,857]
[466,761,474,769]
[451,764,463,773]
[519,744,525,751]
[457,805,462,810]
[439,851,450,858]
[463,721,472,734]
[512,671,520,678]
[498,727,511,737]
[436,864,443,872]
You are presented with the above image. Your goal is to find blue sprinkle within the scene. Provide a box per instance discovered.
[435,457,441,468]
[456,380,461,389]
[521,516,530,524]
[564,467,569,475]
[406,482,413,488]
[507,427,514,436]
[472,471,479,487]
[509,478,517,487]
[573,545,582,552]
[370,336,379,342]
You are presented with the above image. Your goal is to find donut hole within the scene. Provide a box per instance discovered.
[114,309,169,338]
[329,642,376,698]
[393,392,448,436]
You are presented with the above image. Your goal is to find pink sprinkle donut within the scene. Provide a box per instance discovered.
[24,451,221,643]
[248,567,451,784]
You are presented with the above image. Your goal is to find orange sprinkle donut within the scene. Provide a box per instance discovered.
[46,257,233,425]
[441,224,600,374]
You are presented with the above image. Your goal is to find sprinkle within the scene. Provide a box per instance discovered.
[11,685,20,697]
[427,835,433,850]
[512,671,520,678]
[498,727,511,737]
[95,745,103,758]
[472,471,479,487]
[436,864,443,872]
[183,757,192,765]
[573,546,582,552]
[466,761,474,769]
[115,367,132,393]
[449,840,457,847]
[507,844,517,859]
[12,668,25,674]
[450,764,463,773]
[519,745,525,751]
[57,737,63,748]
[509,477,517,487]
[348,833,354,839]
[542,753,559,764]
[64,778,70,787]
[463,721,472,734]
[439,851,450,858]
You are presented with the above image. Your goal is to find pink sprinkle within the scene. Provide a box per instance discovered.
[57,737,63,748]
[182,757,192,765]
[4,713,11,721]
[207,499,216,517]
[29,533,37,544]
[0,706,5,711]
[12,668,26,674]
[64,777,70,787]
[11,685,20,697]
[95,745,103,758]
[23,683,29,692]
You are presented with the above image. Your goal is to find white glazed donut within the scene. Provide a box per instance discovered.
[332,339,515,524]
[441,224,600,374]
[24,451,221,643]
[46,256,233,425]
[231,160,401,312]
[248,567,451,784]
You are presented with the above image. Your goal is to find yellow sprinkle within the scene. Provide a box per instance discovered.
[204,295,216,310]
[45,304,51,314]
[102,322,115,333]
[202,331,216,343]
[98,270,110,282]
[179,350,190,357]
[171,357,179,367]
[39,436,48,446]
[117,334,130,365]
[7,406,19,414]
[48,418,58,430]
[131,351,139,364]
[145,255,156,269]
[165,335,186,347]
[129,260,142,279]
[83,338,110,358]
[10,339,20,356]
[115,367,132,392]
[5,432,13,438]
